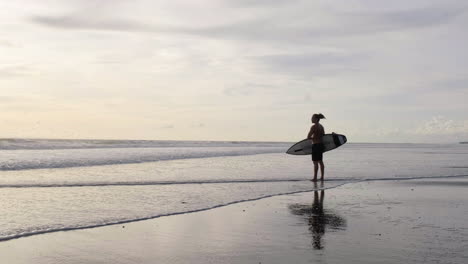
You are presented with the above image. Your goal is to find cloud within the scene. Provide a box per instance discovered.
[224,0,295,8]
[414,116,468,135]
[223,82,275,96]
[256,53,360,69]
[28,2,467,44]
[191,123,206,128]
[0,95,75,112]
[0,96,21,102]
[30,15,156,32]
[223,87,252,96]
[427,78,468,92]
[252,52,367,78]
[0,40,15,47]
[6,1,467,142]
[159,124,174,129]
[196,6,466,43]
[341,6,467,34]
[0,65,38,78]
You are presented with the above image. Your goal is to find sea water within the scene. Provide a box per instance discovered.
[1,139,467,241]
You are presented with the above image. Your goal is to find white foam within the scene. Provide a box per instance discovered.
[0,142,467,242]
[0,146,286,170]
[0,180,351,242]
[0,138,289,150]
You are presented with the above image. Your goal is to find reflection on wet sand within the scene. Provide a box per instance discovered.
[289,182,346,249]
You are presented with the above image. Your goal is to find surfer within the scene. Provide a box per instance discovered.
[307,113,325,181]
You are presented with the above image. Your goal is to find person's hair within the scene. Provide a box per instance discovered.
[313,113,326,120]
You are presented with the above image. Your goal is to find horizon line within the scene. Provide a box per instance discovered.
[0,137,464,145]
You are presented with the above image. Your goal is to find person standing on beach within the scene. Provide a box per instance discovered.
[307,113,325,181]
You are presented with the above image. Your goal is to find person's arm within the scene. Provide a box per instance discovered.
[307,125,315,139]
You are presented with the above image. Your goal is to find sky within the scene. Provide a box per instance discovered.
[1,0,467,143]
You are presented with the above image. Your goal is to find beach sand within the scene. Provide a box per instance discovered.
[1,178,467,264]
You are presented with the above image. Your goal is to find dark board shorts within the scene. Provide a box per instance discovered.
[311,143,325,161]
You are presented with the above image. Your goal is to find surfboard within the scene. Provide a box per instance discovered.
[286,133,347,155]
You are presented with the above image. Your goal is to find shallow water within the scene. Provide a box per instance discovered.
[1,140,467,241]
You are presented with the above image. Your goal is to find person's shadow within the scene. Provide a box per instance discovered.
[288,182,346,250]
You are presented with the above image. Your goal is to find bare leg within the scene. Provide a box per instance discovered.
[319,161,325,181]
[313,161,319,181]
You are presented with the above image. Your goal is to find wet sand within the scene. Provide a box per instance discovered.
[1,177,467,264]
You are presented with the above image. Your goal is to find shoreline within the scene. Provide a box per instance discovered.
[3,175,468,243]
[0,179,351,243]
[2,177,467,263]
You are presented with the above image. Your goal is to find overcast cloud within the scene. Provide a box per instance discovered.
[0,0,467,142]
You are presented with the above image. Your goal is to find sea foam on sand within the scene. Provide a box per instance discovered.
[1,177,467,264]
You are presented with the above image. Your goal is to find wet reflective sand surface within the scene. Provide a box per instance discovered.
[1,177,467,264]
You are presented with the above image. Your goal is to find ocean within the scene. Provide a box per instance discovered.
[1,139,467,241]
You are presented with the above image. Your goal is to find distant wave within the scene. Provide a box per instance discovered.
[0,138,290,150]
[0,146,286,171]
